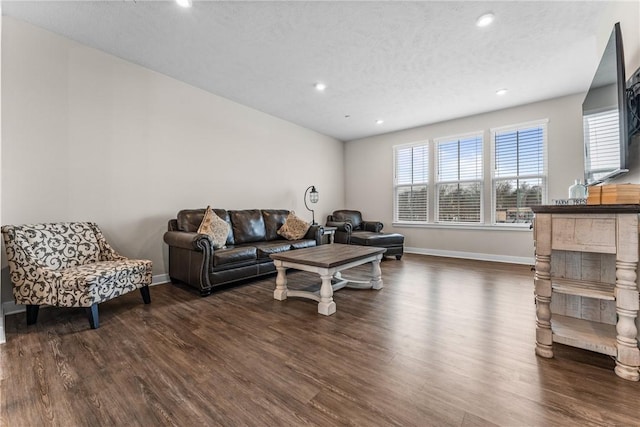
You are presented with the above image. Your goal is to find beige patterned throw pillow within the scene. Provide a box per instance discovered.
[277,211,311,240]
[197,206,230,249]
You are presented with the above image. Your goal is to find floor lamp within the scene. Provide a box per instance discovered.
[304,185,319,225]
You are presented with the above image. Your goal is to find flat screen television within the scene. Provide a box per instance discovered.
[583,22,629,185]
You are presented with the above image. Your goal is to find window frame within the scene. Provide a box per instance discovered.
[434,132,484,224]
[490,119,549,227]
[393,141,430,224]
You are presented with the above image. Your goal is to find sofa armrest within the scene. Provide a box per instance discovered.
[163,230,213,252]
[326,221,352,233]
[1,226,62,306]
[362,221,383,232]
[163,230,213,295]
[305,224,323,245]
[88,222,128,261]
[326,221,352,244]
[19,265,63,306]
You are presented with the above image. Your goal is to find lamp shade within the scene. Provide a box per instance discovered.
[309,187,319,203]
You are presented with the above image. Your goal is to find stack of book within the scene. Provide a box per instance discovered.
[587,184,640,205]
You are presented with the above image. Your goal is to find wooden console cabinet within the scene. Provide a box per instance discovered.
[532,205,640,381]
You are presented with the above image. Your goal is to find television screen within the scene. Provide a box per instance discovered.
[583,23,628,185]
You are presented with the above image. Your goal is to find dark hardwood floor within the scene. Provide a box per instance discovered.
[1,254,638,426]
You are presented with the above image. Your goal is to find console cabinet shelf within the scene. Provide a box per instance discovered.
[551,278,615,300]
[551,315,617,356]
[532,205,640,381]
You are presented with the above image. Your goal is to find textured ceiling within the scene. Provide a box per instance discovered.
[2,1,613,141]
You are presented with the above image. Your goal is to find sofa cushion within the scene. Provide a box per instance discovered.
[197,206,230,249]
[262,209,290,241]
[252,241,293,259]
[178,208,234,245]
[332,210,363,230]
[213,209,234,246]
[177,209,205,232]
[289,239,316,250]
[277,212,310,240]
[213,246,257,267]
[58,259,152,307]
[229,210,266,244]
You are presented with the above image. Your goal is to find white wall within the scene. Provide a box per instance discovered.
[343,2,640,264]
[344,94,584,263]
[608,1,640,184]
[0,17,345,304]
[599,1,640,79]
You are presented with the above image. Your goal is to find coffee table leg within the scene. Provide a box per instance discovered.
[318,273,336,315]
[273,262,288,300]
[370,255,383,290]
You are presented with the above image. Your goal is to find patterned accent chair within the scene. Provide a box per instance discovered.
[1,222,152,329]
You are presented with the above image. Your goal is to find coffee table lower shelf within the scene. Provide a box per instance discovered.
[270,244,386,315]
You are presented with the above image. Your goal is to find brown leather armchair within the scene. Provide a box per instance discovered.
[326,210,404,259]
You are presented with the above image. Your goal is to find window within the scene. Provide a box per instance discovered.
[394,143,428,222]
[391,119,547,229]
[492,122,547,224]
[435,134,483,223]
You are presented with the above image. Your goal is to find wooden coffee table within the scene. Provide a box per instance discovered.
[269,243,386,315]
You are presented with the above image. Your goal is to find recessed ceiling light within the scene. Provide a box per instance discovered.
[476,13,495,27]
[376,119,384,125]
[496,88,508,96]
[314,82,327,91]
[176,0,192,7]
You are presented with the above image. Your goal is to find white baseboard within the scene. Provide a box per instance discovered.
[2,301,22,316]
[1,299,21,344]
[405,247,534,265]
[152,274,170,286]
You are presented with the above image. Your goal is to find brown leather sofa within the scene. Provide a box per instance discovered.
[164,208,322,296]
[326,210,404,259]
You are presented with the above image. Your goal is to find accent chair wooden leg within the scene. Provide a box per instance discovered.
[86,304,99,329]
[140,285,151,304]
[26,305,39,325]
[396,255,402,260]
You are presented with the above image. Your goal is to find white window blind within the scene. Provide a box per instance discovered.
[493,124,546,224]
[394,143,428,222]
[436,135,483,223]
[584,109,620,182]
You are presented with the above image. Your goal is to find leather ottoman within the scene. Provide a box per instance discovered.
[349,231,404,260]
